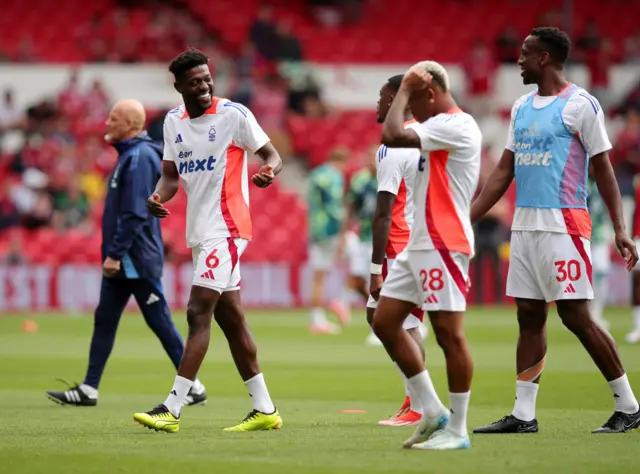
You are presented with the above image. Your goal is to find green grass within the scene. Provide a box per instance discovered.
[0,307,639,473]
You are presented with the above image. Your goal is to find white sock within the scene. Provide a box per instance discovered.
[394,362,411,397]
[608,373,640,414]
[245,373,275,414]
[512,381,539,422]
[407,370,444,418]
[79,384,98,399]
[164,375,193,417]
[310,307,327,326]
[448,392,470,437]
[191,378,205,395]
[633,307,640,332]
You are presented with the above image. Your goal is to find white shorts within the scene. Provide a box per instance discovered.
[349,240,372,278]
[367,257,425,329]
[192,237,248,293]
[309,238,339,271]
[591,242,611,274]
[379,248,469,312]
[506,231,594,302]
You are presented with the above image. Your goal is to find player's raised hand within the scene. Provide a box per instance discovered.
[401,66,432,92]
[147,193,170,218]
[252,165,275,188]
[615,231,638,271]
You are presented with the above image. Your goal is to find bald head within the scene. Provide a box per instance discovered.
[105,99,146,143]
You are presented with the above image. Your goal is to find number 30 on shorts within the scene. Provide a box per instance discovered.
[554,259,581,282]
[420,268,444,291]
[206,249,220,269]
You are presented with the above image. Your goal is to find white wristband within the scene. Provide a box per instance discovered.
[370,263,383,275]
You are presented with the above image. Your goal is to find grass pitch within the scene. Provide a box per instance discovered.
[0,306,639,473]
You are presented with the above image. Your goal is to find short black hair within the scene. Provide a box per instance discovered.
[169,48,209,79]
[530,27,572,65]
[386,74,404,93]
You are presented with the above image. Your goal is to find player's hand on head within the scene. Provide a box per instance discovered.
[252,165,275,188]
[615,232,638,271]
[147,193,170,218]
[402,67,432,92]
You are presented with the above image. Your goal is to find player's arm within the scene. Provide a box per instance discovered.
[470,149,514,223]
[148,118,179,217]
[380,86,421,148]
[592,152,638,269]
[107,153,155,262]
[369,191,395,300]
[231,103,282,187]
[253,142,283,188]
[575,92,638,269]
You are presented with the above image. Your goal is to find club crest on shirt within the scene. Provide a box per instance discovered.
[208,126,216,143]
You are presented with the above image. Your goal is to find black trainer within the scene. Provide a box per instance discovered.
[592,409,640,433]
[46,380,97,407]
[184,386,207,407]
[473,415,539,434]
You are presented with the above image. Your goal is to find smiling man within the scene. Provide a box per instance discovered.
[471,27,640,434]
[133,49,284,433]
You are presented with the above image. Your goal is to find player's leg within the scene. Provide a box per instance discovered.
[626,264,640,343]
[557,299,640,432]
[372,250,449,447]
[132,278,207,406]
[133,238,228,432]
[46,277,130,406]
[548,232,639,432]
[309,239,344,332]
[215,289,282,431]
[370,301,424,426]
[475,231,546,433]
[407,251,472,451]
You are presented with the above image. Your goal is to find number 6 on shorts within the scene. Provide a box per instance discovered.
[206,249,220,269]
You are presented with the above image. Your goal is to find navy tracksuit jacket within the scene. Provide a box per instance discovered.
[84,132,184,389]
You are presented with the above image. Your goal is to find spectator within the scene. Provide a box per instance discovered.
[11,168,53,230]
[252,73,292,156]
[576,18,602,61]
[587,37,614,111]
[463,39,496,118]
[275,21,303,62]
[232,40,261,106]
[624,27,640,64]
[0,89,24,131]
[2,234,27,265]
[612,108,640,200]
[495,25,520,64]
[51,180,91,232]
[249,4,278,60]
[58,71,85,119]
[84,80,111,125]
[0,181,20,230]
[15,37,37,63]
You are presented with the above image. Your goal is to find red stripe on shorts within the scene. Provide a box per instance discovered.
[569,234,593,286]
[438,249,467,296]
[228,238,239,273]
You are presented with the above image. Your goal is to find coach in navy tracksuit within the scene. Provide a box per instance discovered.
[46,100,206,406]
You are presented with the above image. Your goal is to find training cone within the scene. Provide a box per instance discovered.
[21,319,38,333]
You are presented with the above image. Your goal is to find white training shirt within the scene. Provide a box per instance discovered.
[163,97,270,247]
[375,120,420,258]
[506,88,612,236]
[407,109,482,256]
